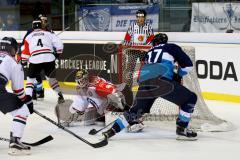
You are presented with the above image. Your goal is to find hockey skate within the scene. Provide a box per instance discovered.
[8,136,31,156]
[176,125,198,141]
[126,122,144,133]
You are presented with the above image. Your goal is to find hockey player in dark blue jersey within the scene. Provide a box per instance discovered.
[101,33,198,141]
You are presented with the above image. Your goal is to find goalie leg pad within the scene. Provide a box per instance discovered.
[55,99,82,124]
[83,107,97,126]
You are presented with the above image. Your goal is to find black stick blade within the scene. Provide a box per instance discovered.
[22,135,54,146]
[89,129,98,135]
[91,137,108,148]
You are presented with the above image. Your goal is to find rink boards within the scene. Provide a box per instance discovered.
[1,31,240,103]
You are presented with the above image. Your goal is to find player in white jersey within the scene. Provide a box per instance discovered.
[123,9,154,46]
[56,69,129,126]
[0,37,33,155]
[17,14,50,101]
[21,19,65,104]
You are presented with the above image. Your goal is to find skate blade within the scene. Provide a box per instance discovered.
[8,148,31,156]
[176,135,198,141]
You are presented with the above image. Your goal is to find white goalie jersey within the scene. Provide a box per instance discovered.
[70,76,115,115]
[70,86,109,115]
[69,76,126,115]
[55,76,127,125]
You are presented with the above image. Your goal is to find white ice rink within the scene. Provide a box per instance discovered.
[0,89,240,160]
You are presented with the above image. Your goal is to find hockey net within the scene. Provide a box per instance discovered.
[117,45,234,132]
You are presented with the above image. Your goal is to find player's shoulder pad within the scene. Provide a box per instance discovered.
[165,43,184,55]
[164,43,181,50]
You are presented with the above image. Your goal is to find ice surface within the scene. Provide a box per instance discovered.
[0,89,240,160]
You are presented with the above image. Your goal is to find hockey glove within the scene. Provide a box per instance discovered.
[24,95,34,114]
[21,60,28,67]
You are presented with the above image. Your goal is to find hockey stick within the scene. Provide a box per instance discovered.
[34,109,108,148]
[57,10,90,36]
[89,120,115,135]
[0,135,53,147]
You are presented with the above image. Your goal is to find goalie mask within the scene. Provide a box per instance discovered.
[75,69,89,87]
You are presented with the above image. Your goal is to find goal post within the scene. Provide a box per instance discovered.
[116,44,234,132]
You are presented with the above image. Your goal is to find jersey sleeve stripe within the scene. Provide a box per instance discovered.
[13,88,24,93]
[15,115,27,121]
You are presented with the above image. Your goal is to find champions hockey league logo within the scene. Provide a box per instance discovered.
[83,8,110,31]
[220,3,240,31]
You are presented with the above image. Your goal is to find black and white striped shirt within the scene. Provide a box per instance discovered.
[124,22,154,46]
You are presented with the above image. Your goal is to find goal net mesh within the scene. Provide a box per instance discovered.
[118,45,234,132]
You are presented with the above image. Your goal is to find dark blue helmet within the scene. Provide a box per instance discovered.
[152,33,168,46]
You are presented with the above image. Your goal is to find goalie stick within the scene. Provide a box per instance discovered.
[34,109,108,148]
[0,135,53,147]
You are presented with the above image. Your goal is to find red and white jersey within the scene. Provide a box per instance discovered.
[124,22,154,46]
[21,29,63,64]
[89,76,116,97]
[71,76,116,115]
[0,51,27,101]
